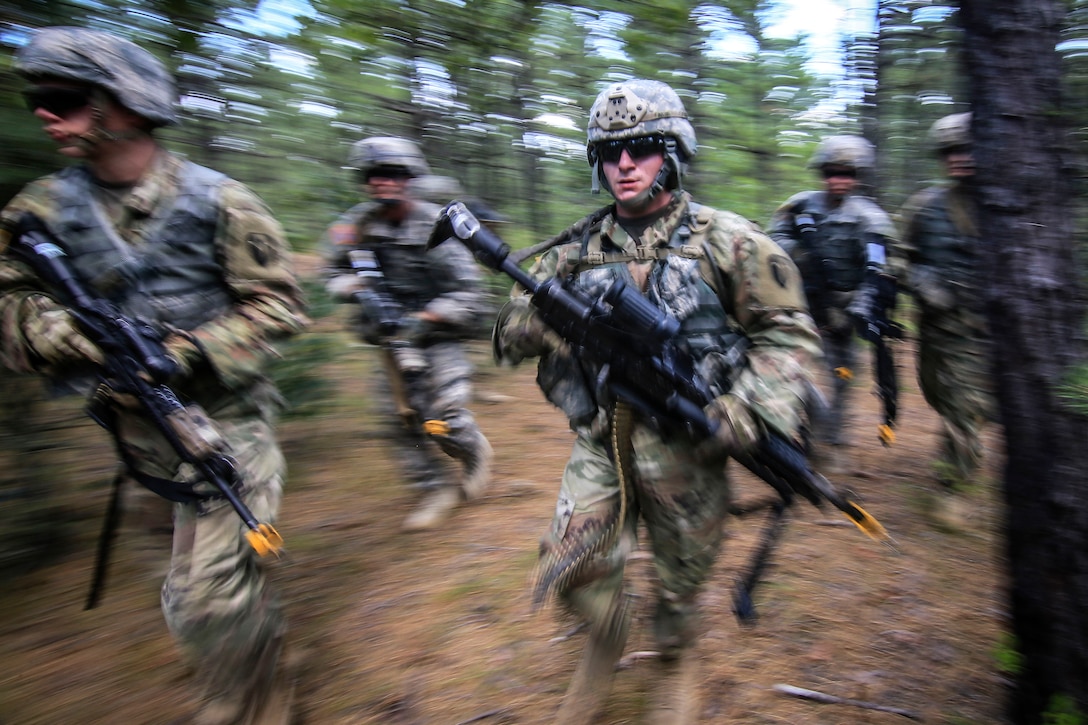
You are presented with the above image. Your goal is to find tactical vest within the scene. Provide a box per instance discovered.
[911,187,979,289]
[48,162,233,332]
[571,202,746,398]
[799,192,867,292]
[355,203,450,311]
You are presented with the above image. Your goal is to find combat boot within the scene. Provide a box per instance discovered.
[645,649,700,724]
[929,487,970,533]
[553,595,630,725]
[460,432,493,501]
[402,486,461,531]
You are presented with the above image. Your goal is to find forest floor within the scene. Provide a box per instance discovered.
[0,260,1011,725]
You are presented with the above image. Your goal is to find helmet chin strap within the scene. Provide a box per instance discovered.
[74,96,152,151]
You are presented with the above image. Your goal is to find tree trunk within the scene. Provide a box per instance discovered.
[958,1,1088,722]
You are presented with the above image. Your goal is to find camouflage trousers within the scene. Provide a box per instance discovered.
[917,318,995,487]
[541,424,732,656]
[378,340,490,497]
[115,409,287,725]
[812,322,856,447]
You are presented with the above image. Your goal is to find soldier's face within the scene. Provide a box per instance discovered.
[942,148,975,179]
[365,166,412,208]
[25,82,146,158]
[25,83,96,157]
[601,144,668,217]
[821,166,857,199]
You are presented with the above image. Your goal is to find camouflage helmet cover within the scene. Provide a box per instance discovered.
[15,26,177,127]
[586,79,697,159]
[928,112,972,152]
[349,136,430,177]
[808,135,875,171]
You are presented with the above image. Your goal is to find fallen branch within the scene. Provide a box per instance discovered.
[773,684,924,721]
[455,708,513,724]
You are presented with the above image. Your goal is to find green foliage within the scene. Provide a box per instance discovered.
[992,631,1024,676]
[268,278,341,419]
[1043,695,1086,725]
[1058,362,1088,415]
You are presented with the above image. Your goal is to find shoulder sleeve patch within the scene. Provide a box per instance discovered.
[750,236,806,310]
[247,233,279,267]
[328,222,359,248]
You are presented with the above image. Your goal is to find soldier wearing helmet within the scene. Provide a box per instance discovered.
[321,136,493,531]
[493,79,822,723]
[0,26,307,723]
[893,112,994,529]
[767,134,897,472]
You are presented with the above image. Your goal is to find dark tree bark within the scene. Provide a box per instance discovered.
[958,1,1088,722]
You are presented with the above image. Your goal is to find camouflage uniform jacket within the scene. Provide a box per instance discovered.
[321,199,486,337]
[0,150,308,417]
[893,181,987,334]
[496,191,822,443]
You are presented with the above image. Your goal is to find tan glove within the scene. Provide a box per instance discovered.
[696,395,762,460]
[493,298,563,365]
[23,303,105,369]
[162,331,203,381]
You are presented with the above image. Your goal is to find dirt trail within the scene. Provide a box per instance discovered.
[0,302,1008,724]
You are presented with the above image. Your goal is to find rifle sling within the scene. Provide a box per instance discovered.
[84,469,124,610]
[89,385,219,505]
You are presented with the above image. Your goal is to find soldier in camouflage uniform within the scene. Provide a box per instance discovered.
[0,27,307,724]
[322,137,492,531]
[894,113,995,509]
[493,79,821,724]
[768,136,897,470]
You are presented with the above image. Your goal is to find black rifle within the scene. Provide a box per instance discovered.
[431,202,891,620]
[854,269,904,446]
[792,207,831,329]
[347,249,449,437]
[11,218,284,608]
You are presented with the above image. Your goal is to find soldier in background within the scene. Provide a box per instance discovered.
[493,79,821,724]
[0,26,307,724]
[322,137,493,531]
[767,136,897,471]
[893,113,995,527]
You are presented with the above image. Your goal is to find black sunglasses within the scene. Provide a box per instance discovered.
[594,135,667,164]
[23,87,93,118]
[821,166,857,179]
[364,165,413,182]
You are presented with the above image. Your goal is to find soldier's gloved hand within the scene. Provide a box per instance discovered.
[22,299,105,369]
[845,285,875,323]
[325,274,364,302]
[823,307,854,335]
[696,395,762,461]
[162,331,203,382]
[398,313,430,344]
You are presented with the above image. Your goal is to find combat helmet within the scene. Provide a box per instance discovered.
[349,136,430,180]
[15,26,177,127]
[585,79,696,199]
[808,135,875,171]
[928,112,972,153]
